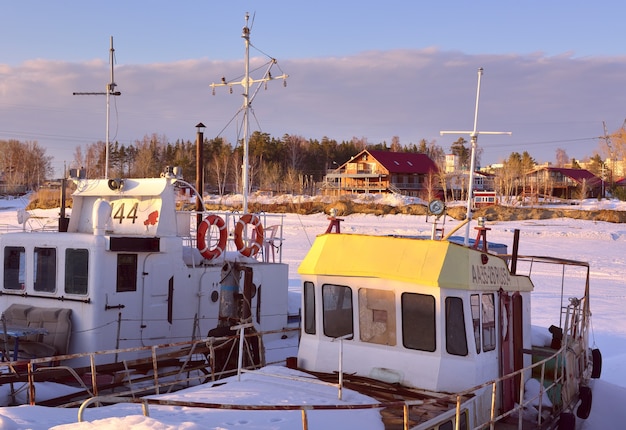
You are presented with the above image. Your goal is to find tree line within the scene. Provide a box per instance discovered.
[70,133,449,195]
[3,124,623,199]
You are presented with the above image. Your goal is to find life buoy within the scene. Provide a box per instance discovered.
[197,215,227,260]
[234,214,264,257]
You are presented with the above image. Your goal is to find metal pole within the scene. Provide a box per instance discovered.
[195,124,205,228]
[338,337,343,400]
[209,13,288,211]
[105,36,115,179]
[464,137,477,245]
[105,82,110,179]
[439,67,511,245]
[73,36,121,180]
[242,14,251,213]
[463,68,483,245]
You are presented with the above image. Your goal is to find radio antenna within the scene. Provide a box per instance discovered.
[440,68,511,245]
[73,36,121,179]
[210,13,288,213]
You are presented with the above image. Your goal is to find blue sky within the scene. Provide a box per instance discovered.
[2,1,626,177]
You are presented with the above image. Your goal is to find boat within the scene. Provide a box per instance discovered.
[0,15,293,405]
[295,216,598,429]
[291,69,601,429]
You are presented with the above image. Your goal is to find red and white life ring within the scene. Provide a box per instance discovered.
[197,215,227,260]
[234,214,264,257]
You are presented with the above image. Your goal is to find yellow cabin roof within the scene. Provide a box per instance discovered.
[298,233,533,292]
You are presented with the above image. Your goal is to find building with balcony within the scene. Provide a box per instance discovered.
[321,150,439,197]
[524,167,602,199]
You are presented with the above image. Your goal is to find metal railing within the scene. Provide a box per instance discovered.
[0,326,299,407]
[70,304,586,430]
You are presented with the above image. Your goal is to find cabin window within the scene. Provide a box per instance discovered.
[304,281,316,335]
[401,293,436,352]
[322,284,353,338]
[3,246,25,290]
[482,294,496,351]
[34,247,56,293]
[470,294,481,354]
[359,289,396,346]
[116,253,138,292]
[445,297,468,356]
[65,248,89,295]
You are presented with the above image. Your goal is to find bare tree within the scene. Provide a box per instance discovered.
[24,141,53,187]
[73,141,105,179]
[0,139,52,190]
[282,167,300,194]
[555,148,569,167]
[259,161,282,192]
[0,140,26,190]
[576,178,589,200]
[351,136,368,151]
[390,136,402,152]
[420,171,440,203]
[207,138,233,195]
[283,134,306,171]
[133,134,167,178]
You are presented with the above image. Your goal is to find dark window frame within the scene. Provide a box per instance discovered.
[304,281,316,335]
[34,247,56,293]
[322,284,353,339]
[64,248,89,295]
[482,293,497,352]
[445,296,468,356]
[3,246,25,290]
[401,292,436,352]
[116,253,138,292]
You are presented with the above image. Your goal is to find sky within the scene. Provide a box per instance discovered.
[1,195,626,428]
[2,1,626,177]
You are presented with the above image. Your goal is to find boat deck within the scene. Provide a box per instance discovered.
[303,369,473,429]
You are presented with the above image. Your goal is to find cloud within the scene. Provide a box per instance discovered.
[1,48,624,176]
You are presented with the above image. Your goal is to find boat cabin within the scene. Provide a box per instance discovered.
[297,233,534,394]
[296,220,596,428]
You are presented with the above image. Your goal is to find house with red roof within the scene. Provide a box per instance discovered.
[525,166,602,199]
[322,149,439,197]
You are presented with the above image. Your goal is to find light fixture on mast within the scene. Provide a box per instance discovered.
[209,12,288,213]
[440,67,511,245]
[73,36,121,180]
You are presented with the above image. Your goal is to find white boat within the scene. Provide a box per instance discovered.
[0,14,292,404]
[290,69,601,429]
[294,216,599,429]
[0,174,289,360]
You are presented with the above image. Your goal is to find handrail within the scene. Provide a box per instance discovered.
[6,314,586,429]
[72,318,581,430]
[0,327,299,406]
[74,343,573,429]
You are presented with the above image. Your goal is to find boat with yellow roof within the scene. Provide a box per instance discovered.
[295,211,598,429]
[293,68,600,429]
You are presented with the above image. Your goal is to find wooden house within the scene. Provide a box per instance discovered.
[524,167,602,200]
[322,150,439,197]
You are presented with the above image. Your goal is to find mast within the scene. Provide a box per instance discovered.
[440,68,511,245]
[210,13,288,213]
[73,36,121,179]
[242,16,251,212]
